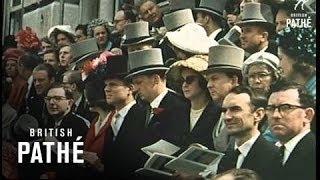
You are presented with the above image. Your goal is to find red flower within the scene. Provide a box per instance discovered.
[15,27,41,51]
[152,108,165,115]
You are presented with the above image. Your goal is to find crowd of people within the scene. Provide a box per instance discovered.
[2,0,316,179]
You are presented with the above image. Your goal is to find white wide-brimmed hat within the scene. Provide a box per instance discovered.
[166,23,218,54]
[48,25,75,41]
[125,48,168,79]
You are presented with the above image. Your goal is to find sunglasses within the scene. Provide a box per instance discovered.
[180,76,199,85]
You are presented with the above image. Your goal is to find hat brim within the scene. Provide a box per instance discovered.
[121,36,156,47]
[104,73,129,80]
[201,66,241,75]
[236,20,274,27]
[125,66,169,79]
[193,8,224,19]
[71,50,102,64]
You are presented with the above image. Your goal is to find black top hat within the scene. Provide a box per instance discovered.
[193,0,227,18]
[70,38,102,64]
[104,55,129,79]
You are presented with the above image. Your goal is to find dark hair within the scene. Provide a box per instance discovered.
[199,11,225,29]
[41,36,54,45]
[270,79,314,108]
[43,49,58,60]
[33,63,56,80]
[19,53,43,71]
[214,168,262,180]
[228,85,267,110]
[75,24,88,36]
[55,30,76,44]
[218,69,243,85]
[124,9,138,22]
[47,83,73,100]
[63,70,85,92]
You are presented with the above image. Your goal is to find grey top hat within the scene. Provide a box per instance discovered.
[121,22,155,47]
[203,45,244,74]
[218,25,241,47]
[70,38,101,64]
[163,9,195,31]
[125,48,168,79]
[237,3,274,27]
[169,0,196,12]
[193,0,227,18]
[14,114,39,138]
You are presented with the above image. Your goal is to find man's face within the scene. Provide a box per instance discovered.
[140,1,161,25]
[57,33,71,47]
[240,25,266,53]
[104,78,131,105]
[276,9,290,33]
[41,41,52,52]
[45,87,72,116]
[32,70,53,95]
[222,92,258,136]
[5,60,18,78]
[44,53,59,69]
[114,10,127,34]
[59,46,72,67]
[75,29,87,42]
[94,26,108,47]
[206,72,237,104]
[195,12,207,25]
[132,74,156,102]
[267,89,310,142]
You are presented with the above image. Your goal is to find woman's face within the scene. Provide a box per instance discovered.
[247,63,273,95]
[94,26,108,47]
[278,47,295,80]
[181,68,206,101]
[5,60,18,78]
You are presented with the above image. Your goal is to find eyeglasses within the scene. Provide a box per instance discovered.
[248,72,271,80]
[181,76,198,85]
[265,103,306,116]
[44,96,68,103]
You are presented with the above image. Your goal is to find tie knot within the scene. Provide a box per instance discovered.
[152,107,165,115]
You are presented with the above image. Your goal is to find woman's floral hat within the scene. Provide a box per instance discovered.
[15,27,41,51]
[276,26,316,65]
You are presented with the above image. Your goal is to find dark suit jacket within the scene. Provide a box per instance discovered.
[144,91,189,146]
[73,95,97,122]
[102,104,146,179]
[218,135,278,180]
[176,101,221,150]
[275,132,316,180]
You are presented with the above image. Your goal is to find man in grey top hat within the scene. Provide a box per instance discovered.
[126,48,188,145]
[194,0,228,41]
[202,45,244,153]
[237,2,278,57]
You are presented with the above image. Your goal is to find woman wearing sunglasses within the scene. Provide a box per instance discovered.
[167,55,221,150]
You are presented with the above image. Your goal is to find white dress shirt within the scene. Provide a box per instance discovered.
[111,100,136,137]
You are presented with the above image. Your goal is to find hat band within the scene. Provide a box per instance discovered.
[129,64,168,74]
[123,36,153,45]
[198,6,223,17]
[208,64,241,70]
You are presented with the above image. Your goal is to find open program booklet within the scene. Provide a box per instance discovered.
[165,146,225,176]
[137,140,224,177]
[135,153,176,178]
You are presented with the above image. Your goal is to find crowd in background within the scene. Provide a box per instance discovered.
[2,0,316,179]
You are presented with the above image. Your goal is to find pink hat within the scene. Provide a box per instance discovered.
[3,48,25,62]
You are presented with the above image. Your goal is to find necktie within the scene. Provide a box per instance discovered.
[230,149,241,168]
[111,112,121,138]
[145,105,152,127]
[279,145,285,166]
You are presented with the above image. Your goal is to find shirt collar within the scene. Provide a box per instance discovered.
[209,28,222,40]
[150,88,168,108]
[275,129,311,153]
[116,100,136,118]
[74,95,82,107]
[235,131,261,157]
